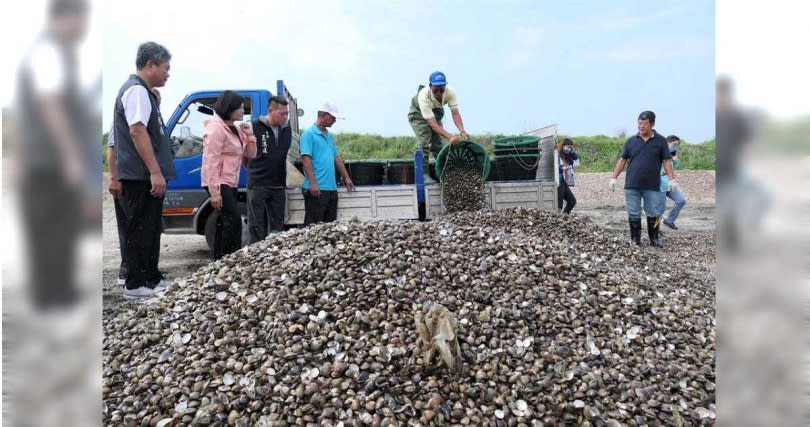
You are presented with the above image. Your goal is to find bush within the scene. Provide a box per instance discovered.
[101,132,715,173]
[559,134,715,172]
[103,133,109,172]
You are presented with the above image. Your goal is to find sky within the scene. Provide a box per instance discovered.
[5,0,717,142]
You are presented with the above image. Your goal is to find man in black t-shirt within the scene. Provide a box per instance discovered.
[609,111,677,247]
[247,96,293,243]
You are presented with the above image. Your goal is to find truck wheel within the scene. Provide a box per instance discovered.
[204,210,250,253]
[204,211,217,252]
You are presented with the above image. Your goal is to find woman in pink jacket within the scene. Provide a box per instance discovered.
[201,90,257,259]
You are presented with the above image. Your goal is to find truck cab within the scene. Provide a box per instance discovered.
[161,81,302,250]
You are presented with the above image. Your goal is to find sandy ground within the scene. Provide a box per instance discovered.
[102,171,717,315]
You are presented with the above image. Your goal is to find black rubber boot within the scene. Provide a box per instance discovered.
[647,216,663,247]
[629,217,642,245]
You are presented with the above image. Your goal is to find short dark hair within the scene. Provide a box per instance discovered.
[267,96,289,110]
[50,0,87,18]
[666,135,680,142]
[136,42,172,70]
[562,138,574,146]
[214,90,245,120]
[638,110,656,124]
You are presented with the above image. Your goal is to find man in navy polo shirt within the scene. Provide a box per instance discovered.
[609,111,678,247]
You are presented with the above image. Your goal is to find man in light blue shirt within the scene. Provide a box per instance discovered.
[300,102,355,225]
[658,135,687,229]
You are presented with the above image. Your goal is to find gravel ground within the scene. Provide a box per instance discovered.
[570,170,715,234]
[570,170,715,208]
[102,170,716,316]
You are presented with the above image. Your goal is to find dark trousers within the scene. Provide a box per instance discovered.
[114,194,163,279]
[303,189,338,226]
[120,180,164,288]
[113,197,128,278]
[247,185,286,244]
[21,172,80,308]
[206,185,242,260]
[558,180,577,213]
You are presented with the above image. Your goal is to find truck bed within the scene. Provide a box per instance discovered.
[282,180,557,225]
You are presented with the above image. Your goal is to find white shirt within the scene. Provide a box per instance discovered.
[107,124,115,147]
[121,85,153,127]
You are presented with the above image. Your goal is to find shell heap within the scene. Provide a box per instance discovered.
[441,167,486,213]
[103,208,715,426]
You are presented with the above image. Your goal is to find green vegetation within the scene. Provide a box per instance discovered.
[331,132,715,171]
[102,133,109,172]
[560,135,716,172]
[101,131,716,173]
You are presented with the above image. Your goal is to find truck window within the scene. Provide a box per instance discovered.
[171,96,253,157]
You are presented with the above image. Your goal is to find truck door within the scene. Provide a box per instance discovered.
[163,92,256,239]
[167,92,257,190]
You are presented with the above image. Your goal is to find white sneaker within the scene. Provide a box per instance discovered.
[122,283,160,299]
[155,278,172,291]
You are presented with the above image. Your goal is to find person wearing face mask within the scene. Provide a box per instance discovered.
[407,71,472,183]
[557,138,580,214]
[657,135,688,229]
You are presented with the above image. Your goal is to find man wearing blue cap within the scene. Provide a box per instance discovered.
[407,71,472,181]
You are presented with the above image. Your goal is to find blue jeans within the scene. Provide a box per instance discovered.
[625,189,664,219]
[657,187,687,222]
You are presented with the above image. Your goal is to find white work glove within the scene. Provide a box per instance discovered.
[668,179,679,192]
[609,178,617,191]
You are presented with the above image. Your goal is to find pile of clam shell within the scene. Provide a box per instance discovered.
[103,208,715,426]
[441,167,485,213]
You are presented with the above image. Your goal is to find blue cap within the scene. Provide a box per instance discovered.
[429,71,447,86]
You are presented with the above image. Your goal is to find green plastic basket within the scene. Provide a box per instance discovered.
[435,140,491,182]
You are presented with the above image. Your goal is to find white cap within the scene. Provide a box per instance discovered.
[317,102,345,119]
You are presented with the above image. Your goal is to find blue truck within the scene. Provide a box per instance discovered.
[161,82,559,251]
[161,81,303,250]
